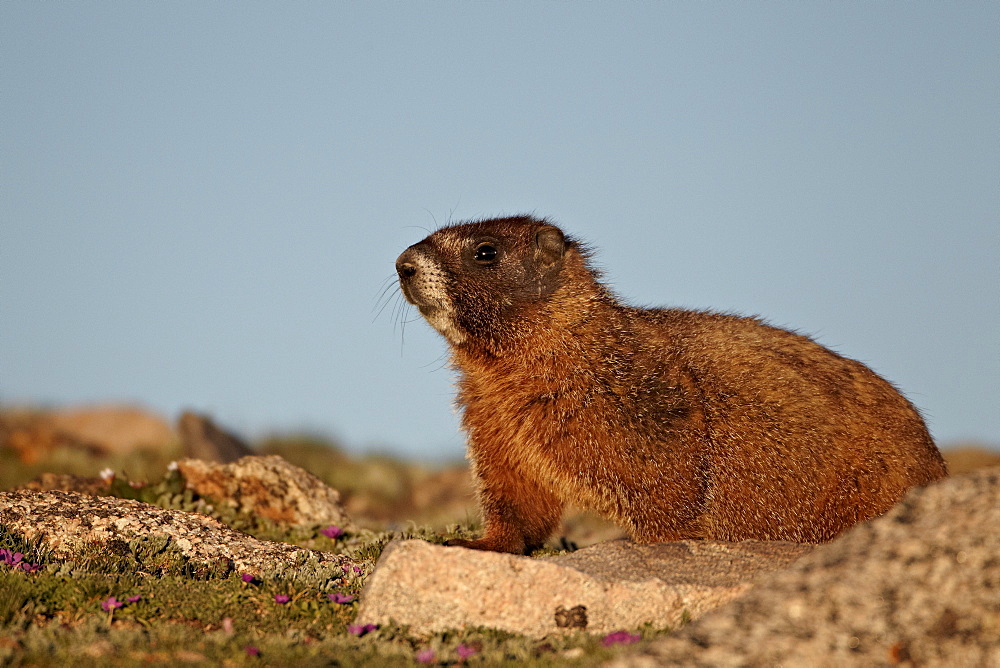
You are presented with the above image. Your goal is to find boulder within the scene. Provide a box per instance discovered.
[609,467,1000,667]
[177,455,353,529]
[355,538,812,637]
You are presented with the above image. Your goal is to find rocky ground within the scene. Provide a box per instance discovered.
[1,405,998,666]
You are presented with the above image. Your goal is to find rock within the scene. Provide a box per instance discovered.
[1,405,176,464]
[608,467,1000,667]
[1,410,107,464]
[45,405,175,453]
[177,455,353,529]
[18,472,109,495]
[395,464,477,527]
[557,508,628,549]
[943,444,1000,476]
[354,538,812,637]
[178,412,255,463]
[0,490,345,576]
[351,463,478,528]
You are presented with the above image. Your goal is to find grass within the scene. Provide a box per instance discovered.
[0,519,656,667]
[0,445,662,667]
[9,433,987,665]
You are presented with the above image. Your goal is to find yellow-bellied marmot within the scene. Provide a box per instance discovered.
[395,216,947,554]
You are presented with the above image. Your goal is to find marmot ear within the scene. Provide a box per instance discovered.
[534,226,565,267]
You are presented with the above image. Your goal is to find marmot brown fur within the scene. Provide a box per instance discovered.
[396,216,947,554]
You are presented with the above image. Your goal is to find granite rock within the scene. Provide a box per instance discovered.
[355,538,812,637]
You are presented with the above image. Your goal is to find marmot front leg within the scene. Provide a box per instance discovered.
[446,465,563,555]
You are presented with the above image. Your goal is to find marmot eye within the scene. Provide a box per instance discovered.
[474,244,498,264]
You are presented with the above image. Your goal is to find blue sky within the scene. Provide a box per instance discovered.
[2,3,998,459]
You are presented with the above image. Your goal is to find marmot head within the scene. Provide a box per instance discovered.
[396,216,574,348]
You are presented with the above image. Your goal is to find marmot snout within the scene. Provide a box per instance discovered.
[396,216,947,555]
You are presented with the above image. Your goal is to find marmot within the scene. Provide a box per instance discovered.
[395,216,947,554]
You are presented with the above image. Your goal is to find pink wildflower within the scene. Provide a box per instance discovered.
[127,595,141,603]
[602,630,641,646]
[328,593,355,604]
[320,525,344,539]
[2,549,42,573]
[101,596,124,612]
[348,623,378,637]
[415,648,436,663]
[244,645,260,656]
[274,594,291,604]
[456,643,478,659]
[241,573,255,583]
[1,550,22,564]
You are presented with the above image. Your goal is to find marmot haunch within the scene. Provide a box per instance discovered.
[395,216,947,554]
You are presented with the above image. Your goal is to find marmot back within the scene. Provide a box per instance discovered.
[396,216,947,554]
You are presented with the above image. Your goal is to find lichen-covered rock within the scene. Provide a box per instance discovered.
[608,467,1000,667]
[355,538,811,637]
[0,490,345,577]
[177,455,353,528]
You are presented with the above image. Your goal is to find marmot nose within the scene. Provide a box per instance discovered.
[396,248,421,279]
